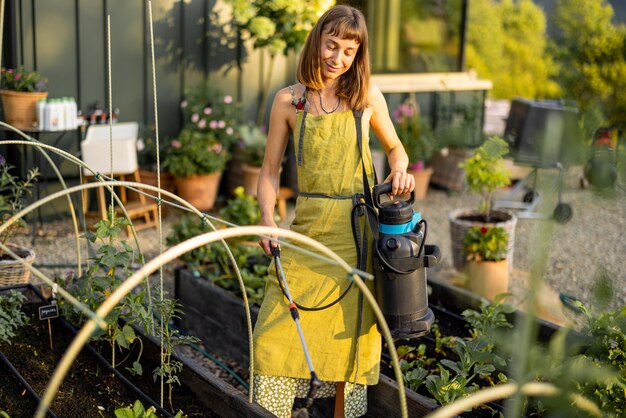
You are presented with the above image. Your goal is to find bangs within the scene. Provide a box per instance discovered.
[324,19,364,44]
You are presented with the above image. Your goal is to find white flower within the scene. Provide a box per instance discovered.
[223,95,233,104]
[191,113,200,123]
[136,139,145,152]
[180,100,188,108]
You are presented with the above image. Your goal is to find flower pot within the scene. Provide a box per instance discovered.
[408,166,433,200]
[174,172,222,211]
[466,259,509,300]
[448,208,517,273]
[0,90,48,130]
[242,163,262,197]
[0,244,36,286]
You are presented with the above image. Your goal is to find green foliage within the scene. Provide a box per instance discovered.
[465,0,560,99]
[392,99,437,165]
[0,159,39,255]
[151,286,199,413]
[397,297,514,407]
[553,0,626,128]
[238,124,267,167]
[225,0,335,57]
[0,66,47,92]
[219,186,262,226]
[0,290,28,344]
[162,128,231,178]
[166,215,268,306]
[114,400,184,418]
[60,211,148,371]
[460,136,511,215]
[463,225,509,262]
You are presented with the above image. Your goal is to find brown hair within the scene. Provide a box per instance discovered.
[297,5,370,111]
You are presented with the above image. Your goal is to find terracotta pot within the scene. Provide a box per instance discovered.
[137,169,176,194]
[242,163,262,197]
[0,90,48,130]
[466,259,509,300]
[174,172,222,211]
[408,166,433,200]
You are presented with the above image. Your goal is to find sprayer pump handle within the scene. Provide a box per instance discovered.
[372,182,415,209]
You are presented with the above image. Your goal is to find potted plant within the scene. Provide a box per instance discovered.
[162,128,230,211]
[0,156,39,286]
[238,123,268,197]
[135,123,176,199]
[463,225,510,299]
[448,136,517,273]
[0,66,48,130]
[392,98,437,200]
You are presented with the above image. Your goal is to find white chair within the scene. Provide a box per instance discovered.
[80,122,158,234]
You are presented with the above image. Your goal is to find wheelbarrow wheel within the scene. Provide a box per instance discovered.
[553,203,573,223]
[523,190,538,203]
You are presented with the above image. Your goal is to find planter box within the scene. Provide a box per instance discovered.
[0,284,272,418]
[174,267,440,418]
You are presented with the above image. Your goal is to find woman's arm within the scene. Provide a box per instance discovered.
[257,87,293,255]
[368,84,415,197]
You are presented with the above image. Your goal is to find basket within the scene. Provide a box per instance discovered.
[0,89,48,130]
[0,244,36,286]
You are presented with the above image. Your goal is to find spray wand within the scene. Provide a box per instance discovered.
[271,247,322,417]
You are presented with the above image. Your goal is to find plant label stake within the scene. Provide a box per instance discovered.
[39,301,58,350]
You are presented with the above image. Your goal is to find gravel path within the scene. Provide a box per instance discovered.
[12,163,625,323]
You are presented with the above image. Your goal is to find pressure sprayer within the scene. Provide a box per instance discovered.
[371,182,440,340]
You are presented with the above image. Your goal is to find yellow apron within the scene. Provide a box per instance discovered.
[253,109,381,386]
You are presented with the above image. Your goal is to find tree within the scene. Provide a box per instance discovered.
[465,0,560,99]
[552,0,626,128]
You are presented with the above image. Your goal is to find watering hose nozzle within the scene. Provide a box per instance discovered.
[271,246,281,257]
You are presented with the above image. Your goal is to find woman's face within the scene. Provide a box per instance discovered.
[319,31,360,82]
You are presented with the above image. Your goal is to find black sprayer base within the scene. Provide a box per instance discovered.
[386,308,435,340]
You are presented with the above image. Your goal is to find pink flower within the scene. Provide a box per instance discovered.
[223,95,233,104]
[209,120,218,129]
[209,143,223,153]
[393,108,403,123]
[191,113,200,123]
[171,140,182,148]
[198,119,207,129]
[203,107,212,115]
[180,100,188,108]
[217,120,226,129]
[225,127,234,135]
[14,73,21,81]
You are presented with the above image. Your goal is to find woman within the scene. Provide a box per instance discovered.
[254,5,415,418]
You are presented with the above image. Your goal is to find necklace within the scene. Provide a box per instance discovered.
[318,91,341,114]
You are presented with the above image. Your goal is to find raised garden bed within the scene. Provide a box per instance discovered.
[0,284,272,418]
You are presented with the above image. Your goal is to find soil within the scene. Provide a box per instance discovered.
[0,303,215,418]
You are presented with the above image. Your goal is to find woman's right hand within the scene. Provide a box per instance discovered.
[258,217,280,256]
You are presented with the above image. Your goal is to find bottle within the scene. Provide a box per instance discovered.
[37,99,47,131]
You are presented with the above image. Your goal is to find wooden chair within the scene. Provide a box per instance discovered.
[80,123,159,235]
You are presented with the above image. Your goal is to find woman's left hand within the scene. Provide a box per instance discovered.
[384,170,415,197]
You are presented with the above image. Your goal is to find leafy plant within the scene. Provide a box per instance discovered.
[237,123,267,167]
[463,225,509,262]
[219,186,261,226]
[459,136,511,215]
[162,128,230,178]
[0,290,28,344]
[151,286,199,413]
[0,156,39,256]
[392,98,437,168]
[113,399,184,418]
[0,66,47,92]
[60,210,148,374]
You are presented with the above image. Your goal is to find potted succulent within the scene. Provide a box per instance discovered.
[0,156,39,286]
[162,128,230,211]
[392,98,437,200]
[238,123,268,197]
[448,136,517,272]
[0,66,48,130]
[463,225,510,299]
